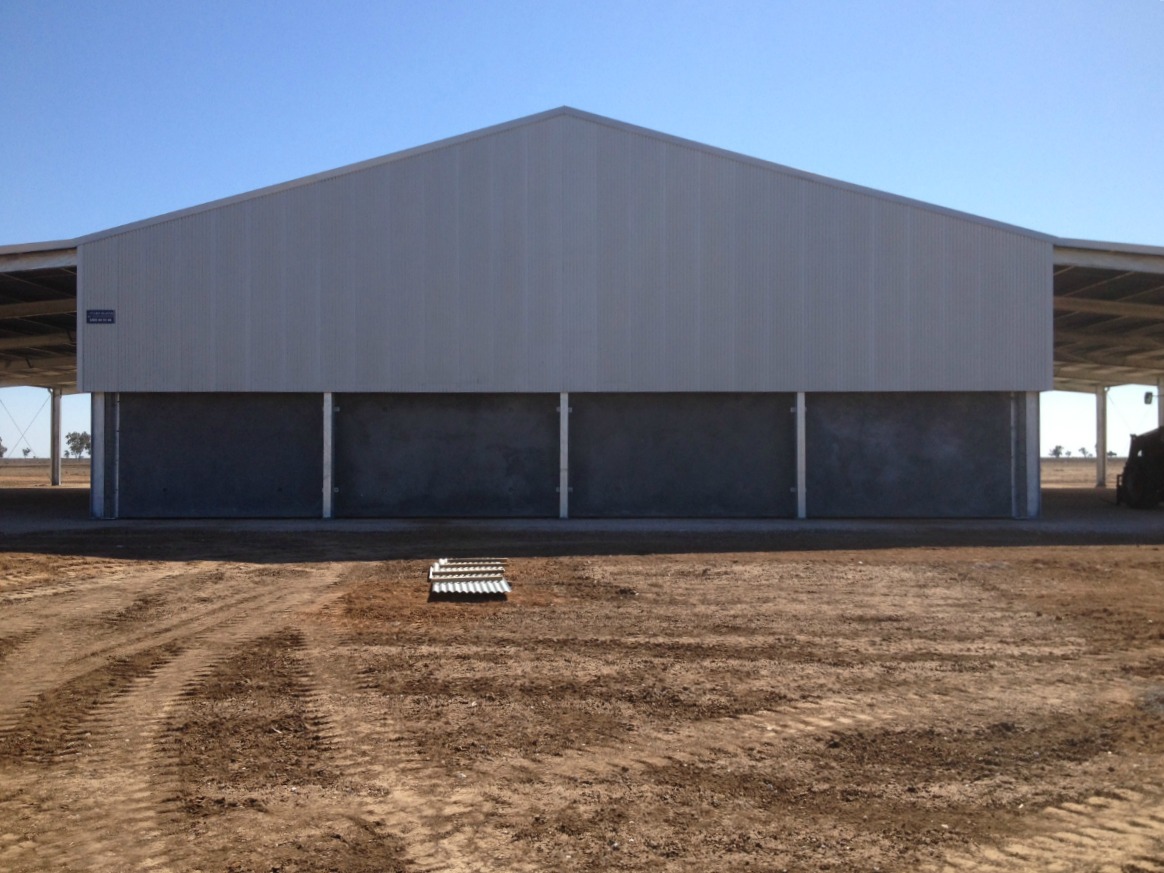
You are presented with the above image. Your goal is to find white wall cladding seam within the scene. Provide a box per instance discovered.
[78,112,1052,394]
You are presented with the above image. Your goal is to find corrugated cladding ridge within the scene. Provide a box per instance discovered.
[79,111,1052,393]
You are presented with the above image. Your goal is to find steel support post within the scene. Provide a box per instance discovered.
[113,394,120,519]
[1096,386,1108,488]
[1025,392,1041,518]
[322,392,334,519]
[795,392,807,519]
[50,387,62,485]
[90,392,105,518]
[558,392,570,519]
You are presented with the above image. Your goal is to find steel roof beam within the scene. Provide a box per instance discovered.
[0,269,75,296]
[1054,347,1164,372]
[0,299,77,319]
[0,353,76,372]
[1054,366,1162,387]
[0,331,74,352]
[1054,379,1107,393]
[1052,296,1164,321]
[1054,329,1164,352]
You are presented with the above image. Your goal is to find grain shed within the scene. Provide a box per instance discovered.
[14,108,1161,519]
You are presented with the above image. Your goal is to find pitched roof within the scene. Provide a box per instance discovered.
[80,106,1048,244]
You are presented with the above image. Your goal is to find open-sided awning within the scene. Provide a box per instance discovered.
[0,240,78,391]
[1053,239,1164,393]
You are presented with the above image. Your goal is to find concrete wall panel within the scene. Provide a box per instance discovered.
[333,394,558,517]
[806,392,1014,518]
[569,393,796,517]
[116,393,322,518]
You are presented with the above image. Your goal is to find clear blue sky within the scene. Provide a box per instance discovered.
[2,0,1162,458]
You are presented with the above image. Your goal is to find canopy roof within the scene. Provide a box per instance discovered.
[0,241,78,391]
[1052,239,1164,392]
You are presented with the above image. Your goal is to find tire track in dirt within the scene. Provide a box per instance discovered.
[932,789,1164,872]
[487,691,916,793]
[0,565,175,640]
[0,575,141,606]
[301,624,544,873]
[0,567,184,733]
[0,555,152,600]
[0,568,290,733]
[161,628,410,872]
[300,625,1155,872]
[0,641,184,766]
[0,564,345,873]
[0,629,36,668]
[501,672,1144,788]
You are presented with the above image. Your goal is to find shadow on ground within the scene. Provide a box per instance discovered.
[0,485,1161,564]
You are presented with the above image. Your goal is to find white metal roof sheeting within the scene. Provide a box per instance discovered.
[78,108,1053,394]
[429,558,511,597]
[429,579,512,596]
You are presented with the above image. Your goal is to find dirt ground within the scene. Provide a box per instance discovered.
[1042,457,1125,489]
[0,506,1162,873]
[0,455,1113,490]
[0,461,90,488]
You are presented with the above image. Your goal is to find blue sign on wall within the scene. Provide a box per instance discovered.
[86,309,116,324]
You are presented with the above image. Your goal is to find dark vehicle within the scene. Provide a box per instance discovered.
[1116,426,1164,508]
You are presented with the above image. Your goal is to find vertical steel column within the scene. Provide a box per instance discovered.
[1096,386,1108,488]
[795,392,807,519]
[1025,392,1041,518]
[90,392,105,518]
[1009,393,1018,518]
[112,393,121,519]
[558,392,570,519]
[322,392,334,519]
[50,387,62,486]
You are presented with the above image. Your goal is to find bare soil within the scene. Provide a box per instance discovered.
[0,523,1162,871]
[0,456,1115,490]
[1042,457,1124,489]
[0,461,89,488]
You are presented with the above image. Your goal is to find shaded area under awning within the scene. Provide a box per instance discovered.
[0,241,78,391]
[1053,239,1164,394]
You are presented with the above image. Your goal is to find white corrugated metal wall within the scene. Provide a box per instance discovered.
[78,109,1053,394]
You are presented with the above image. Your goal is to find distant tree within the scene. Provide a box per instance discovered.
[0,437,5,458]
[1050,445,1063,458]
[1078,447,1091,458]
[1065,450,1072,458]
[21,447,31,457]
[1107,450,1117,459]
[65,431,91,458]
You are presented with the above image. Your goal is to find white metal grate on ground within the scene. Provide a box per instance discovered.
[428,558,511,596]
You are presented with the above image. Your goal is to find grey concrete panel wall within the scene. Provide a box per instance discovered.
[79,109,1051,395]
[116,393,322,518]
[805,393,1014,518]
[333,394,558,517]
[569,393,796,517]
